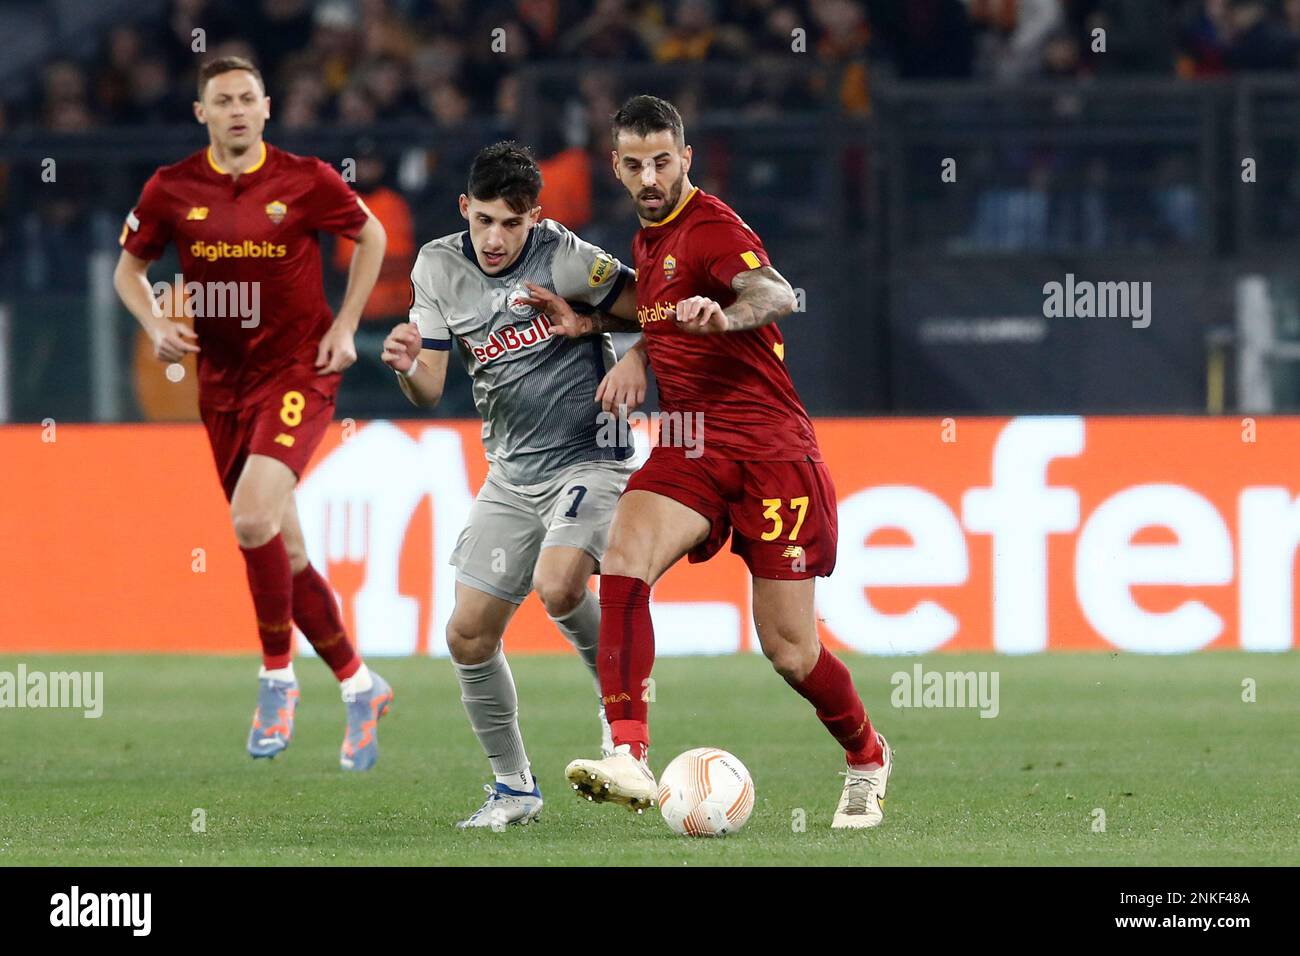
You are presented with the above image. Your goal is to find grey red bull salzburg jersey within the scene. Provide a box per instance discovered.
[409,218,635,485]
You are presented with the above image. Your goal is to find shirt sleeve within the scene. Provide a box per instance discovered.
[409,255,450,351]
[119,172,173,261]
[694,218,771,290]
[306,160,371,239]
[549,222,632,312]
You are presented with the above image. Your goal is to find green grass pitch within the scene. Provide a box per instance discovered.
[1,652,1296,865]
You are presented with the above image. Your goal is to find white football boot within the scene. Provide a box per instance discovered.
[832,733,893,829]
[456,781,544,830]
[565,744,657,813]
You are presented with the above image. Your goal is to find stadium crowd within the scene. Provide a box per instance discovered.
[6,1,1300,421]
[12,1,1300,137]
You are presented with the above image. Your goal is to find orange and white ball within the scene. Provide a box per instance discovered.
[657,748,755,837]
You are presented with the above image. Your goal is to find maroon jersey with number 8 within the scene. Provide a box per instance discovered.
[120,142,370,411]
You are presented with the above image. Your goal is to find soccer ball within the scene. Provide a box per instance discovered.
[656,748,755,837]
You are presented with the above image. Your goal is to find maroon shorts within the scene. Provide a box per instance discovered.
[624,447,838,580]
[200,378,336,500]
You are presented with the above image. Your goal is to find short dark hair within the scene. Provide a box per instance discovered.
[467,141,542,214]
[611,95,684,147]
[197,56,265,99]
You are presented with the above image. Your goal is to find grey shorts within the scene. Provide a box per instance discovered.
[451,459,632,604]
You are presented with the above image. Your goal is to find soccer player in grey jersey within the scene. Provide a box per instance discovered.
[381,143,647,828]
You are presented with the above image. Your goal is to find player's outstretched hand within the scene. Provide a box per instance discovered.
[381,322,422,374]
[675,296,728,334]
[150,321,200,362]
[596,348,648,413]
[522,282,593,337]
[316,321,358,375]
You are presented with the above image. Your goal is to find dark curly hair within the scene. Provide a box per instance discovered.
[467,141,543,214]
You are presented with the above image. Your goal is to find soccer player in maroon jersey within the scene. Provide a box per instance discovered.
[529,95,891,827]
[112,57,394,771]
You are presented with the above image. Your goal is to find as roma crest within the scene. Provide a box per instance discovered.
[663,254,676,281]
[265,200,287,225]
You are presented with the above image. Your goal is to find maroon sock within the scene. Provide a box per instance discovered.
[597,574,654,760]
[240,535,294,670]
[291,564,360,681]
[790,644,883,766]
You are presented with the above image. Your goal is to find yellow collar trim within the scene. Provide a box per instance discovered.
[645,186,699,228]
[207,141,267,176]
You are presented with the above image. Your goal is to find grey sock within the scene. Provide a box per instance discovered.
[550,588,601,679]
[453,650,529,779]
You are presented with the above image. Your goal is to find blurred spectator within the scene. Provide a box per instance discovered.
[539,147,594,230]
[971,0,1066,82]
[278,69,328,128]
[1043,30,1083,78]
[337,83,378,125]
[814,0,872,114]
[562,0,651,61]
[1223,0,1300,70]
[1088,0,1176,75]
[94,26,144,122]
[250,0,315,82]
[870,0,974,79]
[654,0,749,62]
[1179,0,1231,75]
[356,56,423,120]
[331,146,414,322]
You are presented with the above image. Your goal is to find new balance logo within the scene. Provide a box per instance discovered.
[782,546,804,559]
[602,692,631,704]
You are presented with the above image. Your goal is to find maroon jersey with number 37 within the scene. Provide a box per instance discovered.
[632,187,821,461]
[120,142,370,411]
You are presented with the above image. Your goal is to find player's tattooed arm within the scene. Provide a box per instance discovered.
[723,266,798,332]
[675,267,797,335]
[586,313,643,334]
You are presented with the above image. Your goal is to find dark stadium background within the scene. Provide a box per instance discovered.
[4,0,1300,424]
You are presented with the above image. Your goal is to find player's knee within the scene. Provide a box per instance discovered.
[599,539,645,580]
[445,617,500,665]
[281,539,309,573]
[759,631,815,683]
[231,508,280,548]
[536,577,587,619]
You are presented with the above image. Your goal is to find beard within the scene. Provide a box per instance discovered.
[636,169,686,223]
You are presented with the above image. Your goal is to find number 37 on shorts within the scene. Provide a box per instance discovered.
[735,459,839,580]
[625,451,839,581]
